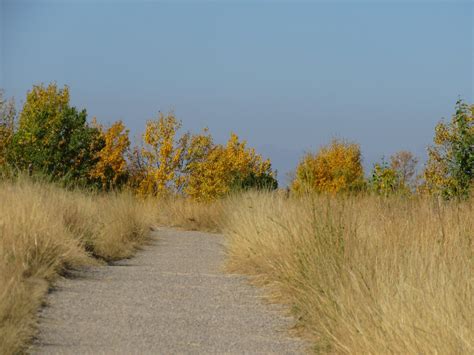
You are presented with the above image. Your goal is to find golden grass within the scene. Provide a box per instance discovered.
[2,180,471,354]
[220,192,473,353]
[0,178,154,354]
[154,196,224,232]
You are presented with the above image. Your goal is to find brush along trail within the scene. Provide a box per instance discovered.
[31,228,306,354]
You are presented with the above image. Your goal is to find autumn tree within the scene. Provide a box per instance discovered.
[224,134,277,192]
[369,151,418,195]
[291,139,365,194]
[127,145,147,192]
[124,111,276,199]
[0,90,16,167]
[180,127,214,192]
[422,100,474,198]
[390,150,418,190]
[184,144,229,201]
[184,133,276,201]
[90,120,130,190]
[137,112,188,196]
[9,83,103,183]
[369,158,401,196]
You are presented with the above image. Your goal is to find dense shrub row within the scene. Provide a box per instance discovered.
[1,84,472,199]
[0,84,277,201]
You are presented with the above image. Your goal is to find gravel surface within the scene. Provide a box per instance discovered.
[30,228,306,354]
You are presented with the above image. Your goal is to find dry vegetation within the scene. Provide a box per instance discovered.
[221,192,473,353]
[159,191,473,353]
[1,180,472,354]
[0,178,154,354]
[154,197,224,232]
[1,75,472,355]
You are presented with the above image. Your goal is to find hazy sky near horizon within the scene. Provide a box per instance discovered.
[1,0,472,183]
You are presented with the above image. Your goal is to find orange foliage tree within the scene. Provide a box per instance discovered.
[291,139,365,194]
[90,120,130,190]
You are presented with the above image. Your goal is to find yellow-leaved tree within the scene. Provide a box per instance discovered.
[129,113,276,199]
[185,133,276,201]
[90,119,130,190]
[18,83,70,131]
[291,139,365,194]
[137,112,188,196]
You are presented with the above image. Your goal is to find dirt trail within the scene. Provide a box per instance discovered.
[31,228,306,354]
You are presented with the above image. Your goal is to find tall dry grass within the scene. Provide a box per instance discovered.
[155,196,224,232]
[0,178,154,354]
[221,192,473,353]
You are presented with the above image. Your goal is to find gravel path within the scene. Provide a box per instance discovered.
[31,228,306,354]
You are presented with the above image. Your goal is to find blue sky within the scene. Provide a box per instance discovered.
[1,0,472,184]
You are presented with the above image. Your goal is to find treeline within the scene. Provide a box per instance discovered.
[0,83,277,201]
[292,100,473,199]
[0,83,472,199]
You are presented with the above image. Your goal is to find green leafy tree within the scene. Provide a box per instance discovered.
[9,83,103,183]
[369,159,400,196]
[422,100,474,198]
[231,171,278,192]
[370,151,419,196]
